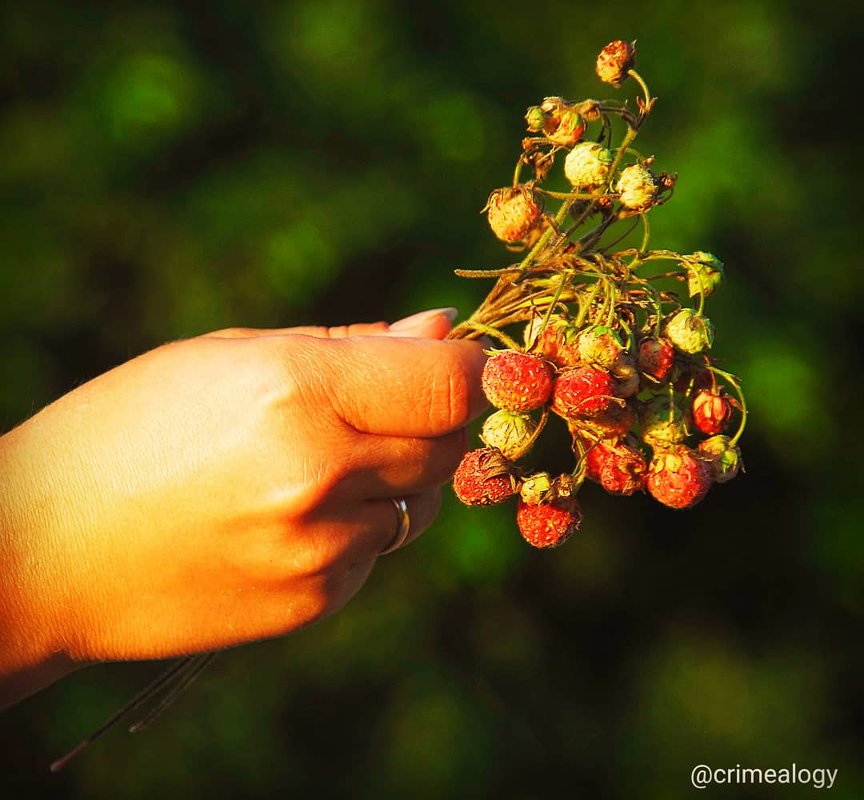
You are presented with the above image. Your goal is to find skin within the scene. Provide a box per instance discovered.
[0,309,487,709]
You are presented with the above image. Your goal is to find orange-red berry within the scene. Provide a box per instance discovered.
[646,446,713,509]
[516,496,583,548]
[482,351,554,412]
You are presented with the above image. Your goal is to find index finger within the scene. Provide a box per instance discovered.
[313,336,488,438]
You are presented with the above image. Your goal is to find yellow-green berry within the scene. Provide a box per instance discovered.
[616,163,657,211]
[480,410,538,461]
[684,251,725,298]
[564,142,614,190]
[665,309,714,354]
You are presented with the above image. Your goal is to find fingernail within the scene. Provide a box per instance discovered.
[390,307,459,331]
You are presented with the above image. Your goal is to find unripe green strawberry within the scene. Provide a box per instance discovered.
[564,142,613,189]
[692,389,732,435]
[480,409,538,460]
[552,366,618,419]
[519,471,554,505]
[684,251,725,298]
[698,435,742,483]
[596,39,636,87]
[516,495,582,548]
[646,445,713,509]
[616,163,657,211]
[665,309,714,354]
[639,395,688,447]
[577,325,623,370]
[482,351,554,412]
[485,186,542,243]
[637,337,675,382]
[524,104,547,132]
[584,440,647,496]
[453,447,519,506]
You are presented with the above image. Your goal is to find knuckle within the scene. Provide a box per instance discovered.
[208,326,252,338]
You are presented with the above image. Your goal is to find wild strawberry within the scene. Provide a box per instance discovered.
[637,338,675,382]
[480,409,538,460]
[584,440,647,496]
[611,353,640,398]
[596,40,636,87]
[524,314,580,368]
[564,141,613,189]
[639,395,688,448]
[684,251,724,298]
[524,104,548,132]
[576,325,623,370]
[547,106,585,147]
[453,447,518,506]
[570,401,636,441]
[516,496,582,548]
[485,186,543,243]
[519,471,554,505]
[646,445,713,509]
[692,389,732,435]
[665,309,714,354]
[698,435,742,483]
[616,163,657,211]
[482,351,554,412]
[530,97,586,146]
[552,366,618,419]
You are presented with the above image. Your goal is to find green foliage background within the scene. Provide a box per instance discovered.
[1,1,862,797]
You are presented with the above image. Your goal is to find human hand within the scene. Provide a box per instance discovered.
[0,308,486,704]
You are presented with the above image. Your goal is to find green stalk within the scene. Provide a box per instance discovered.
[707,365,748,445]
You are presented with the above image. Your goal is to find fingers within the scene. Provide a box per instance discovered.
[322,336,488,438]
[204,307,458,341]
[204,322,390,339]
[347,428,467,498]
[367,489,442,555]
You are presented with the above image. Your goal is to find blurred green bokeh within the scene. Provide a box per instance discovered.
[2,1,862,798]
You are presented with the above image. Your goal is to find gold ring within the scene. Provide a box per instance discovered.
[380,498,410,555]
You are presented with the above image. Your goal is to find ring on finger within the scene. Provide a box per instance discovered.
[380,497,411,555]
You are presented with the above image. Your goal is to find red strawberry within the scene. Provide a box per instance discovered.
[482,351,554,412]
[646,446,713,509]
[551,366,618,419]
[637,338,675,382]
[584,440,647,496]
[692,389,732,435]
[516,496,582,548]
[596,39,636,87]
[453,447,518,506]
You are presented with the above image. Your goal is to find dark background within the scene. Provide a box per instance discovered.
[1,1,862,797]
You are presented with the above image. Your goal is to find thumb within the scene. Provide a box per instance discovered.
[387,307,459,339]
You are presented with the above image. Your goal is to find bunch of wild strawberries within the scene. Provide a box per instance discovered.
[448,40,746,548]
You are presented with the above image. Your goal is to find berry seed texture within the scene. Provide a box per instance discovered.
[448,40,747,548]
